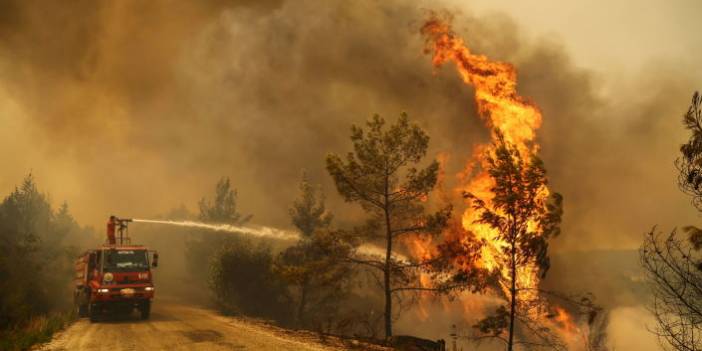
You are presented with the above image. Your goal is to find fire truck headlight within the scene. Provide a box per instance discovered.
[98,288,110,294]
[145,287,154,291]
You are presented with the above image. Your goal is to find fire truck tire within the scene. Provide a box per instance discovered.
[76,302,88,318]
[140,301,151,320]
[88,304,99,323]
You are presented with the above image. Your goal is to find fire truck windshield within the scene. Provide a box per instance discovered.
[103,249,149,272]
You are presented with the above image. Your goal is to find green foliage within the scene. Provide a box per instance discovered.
[274,230,353,329]
[187,177,252,290]
[288,172,332,238]
[0,174,89,342]
[274,174,351,329]
[209,237,292,322]
[275,174,352,332]
[198,177,252,224]
[326,114,438,217]
[326,113,450,338]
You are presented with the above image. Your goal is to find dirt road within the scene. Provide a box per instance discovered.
[37,300,385,351]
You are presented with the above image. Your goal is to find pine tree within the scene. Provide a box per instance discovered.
[274,173,350,328]
[326,113,451,338]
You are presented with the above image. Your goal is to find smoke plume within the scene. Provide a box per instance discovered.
[0,0,697,250]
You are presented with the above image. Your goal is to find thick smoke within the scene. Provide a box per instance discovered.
[1,0,696,252]
[1,0,696,249]
[0,0,479,230]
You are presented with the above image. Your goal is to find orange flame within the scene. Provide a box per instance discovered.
[406,14,585,347]
[554,307,578,334]
[421,17,542,151]
[421,14,547,301]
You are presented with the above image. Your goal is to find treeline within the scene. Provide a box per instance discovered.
[0,113,576,349]
[177,115,454,338]
[165,176,381,335]
[0,175,94,349]
[181,113,579,350]
[190,176,379,335]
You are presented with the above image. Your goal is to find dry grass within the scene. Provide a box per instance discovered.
[0,312,75,351]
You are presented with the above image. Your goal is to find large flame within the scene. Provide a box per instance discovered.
[412,15,585,348]
[421,15,546,302]
[421,18,542,150]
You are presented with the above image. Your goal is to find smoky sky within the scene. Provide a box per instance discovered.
[0,0,699,253]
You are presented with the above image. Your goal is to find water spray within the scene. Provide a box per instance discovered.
[131,218,408,261]
[132,219,299,241]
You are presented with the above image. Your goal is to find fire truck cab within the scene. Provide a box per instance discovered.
[74,217,158,322]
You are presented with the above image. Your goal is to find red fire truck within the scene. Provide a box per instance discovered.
[74,216,158,322]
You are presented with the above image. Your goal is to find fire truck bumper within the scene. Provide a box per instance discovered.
[92,287,155,302]
[89,292,153,316]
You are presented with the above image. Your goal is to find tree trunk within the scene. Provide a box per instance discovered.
[384,221,392,339]
[384,171,393,339]
[507,236,517,351]
[297,279,309,328]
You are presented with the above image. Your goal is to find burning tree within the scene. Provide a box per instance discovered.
[466,133,563,351]
[326,114,451,338]
[640,91,702,351]
[418,15,605,351]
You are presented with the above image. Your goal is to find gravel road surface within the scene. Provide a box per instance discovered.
[37,300,382,351]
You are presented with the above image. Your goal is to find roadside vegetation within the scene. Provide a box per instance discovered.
[0,113,588,350]
[177,113,580,350]
[0,175,94,350]
[187,114,454,339]
[0,312,74,351]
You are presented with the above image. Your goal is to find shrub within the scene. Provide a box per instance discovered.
[209,236,293,323]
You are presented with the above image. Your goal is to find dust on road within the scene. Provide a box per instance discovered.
[36,301,386,351]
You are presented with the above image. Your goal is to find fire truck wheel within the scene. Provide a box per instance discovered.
[88,304,99,323]
[139,301,151,320]
[76,302,88,318]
